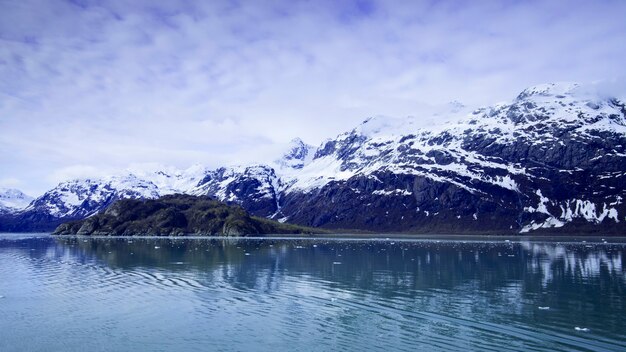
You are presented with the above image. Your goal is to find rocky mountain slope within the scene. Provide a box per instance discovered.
[53,194,322,236]
[2,82,625,234]
[276,83,626,233]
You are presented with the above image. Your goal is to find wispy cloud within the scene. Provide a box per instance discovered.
[1,0,625,195]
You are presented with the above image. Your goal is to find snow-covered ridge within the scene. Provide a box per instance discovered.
[0,188,33,211]
[515,82,581,100]
[274,138,316,170]
[126,164,209,195]
[16,82,626,233]
[25,174,162,217]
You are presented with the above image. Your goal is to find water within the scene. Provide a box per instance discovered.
[1,234,625,351]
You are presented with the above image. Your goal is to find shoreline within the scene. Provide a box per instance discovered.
[3,232,626,243]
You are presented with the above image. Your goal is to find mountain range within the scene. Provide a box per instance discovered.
[1,82,624,234]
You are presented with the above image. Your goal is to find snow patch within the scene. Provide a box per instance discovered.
[372,189,412,196]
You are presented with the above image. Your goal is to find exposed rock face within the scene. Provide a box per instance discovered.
[5,82,626,234]
[270,83,625,234]
[52,194,321,236]
[190,165,281,218]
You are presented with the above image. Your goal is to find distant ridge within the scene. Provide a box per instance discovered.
[3,82,625,234]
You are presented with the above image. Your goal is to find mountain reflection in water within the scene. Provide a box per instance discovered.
[0,235,625,352]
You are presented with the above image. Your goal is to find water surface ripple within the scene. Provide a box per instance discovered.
[0,234,625,351]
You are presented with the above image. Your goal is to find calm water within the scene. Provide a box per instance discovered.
[0,234,625,351]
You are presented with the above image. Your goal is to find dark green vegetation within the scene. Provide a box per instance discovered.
[52,194,325,236]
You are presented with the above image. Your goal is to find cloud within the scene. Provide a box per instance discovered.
[1,0,625,195]
[0,177,22,189]
[47,164,113,185]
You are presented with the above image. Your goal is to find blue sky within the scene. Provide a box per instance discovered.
[1,0,626,195]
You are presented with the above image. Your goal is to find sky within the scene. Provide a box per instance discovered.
[1,0,626,196]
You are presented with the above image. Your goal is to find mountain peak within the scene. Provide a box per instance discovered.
[276,138,316,170]
[0,188,33,211]
[447,100,466,113]
[353,115,410,137]
[289,137,305,145]
[516,82,581,101]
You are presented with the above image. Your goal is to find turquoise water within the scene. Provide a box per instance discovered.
[0,234,625,351]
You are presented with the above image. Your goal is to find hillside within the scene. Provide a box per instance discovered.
[52,194,324,236]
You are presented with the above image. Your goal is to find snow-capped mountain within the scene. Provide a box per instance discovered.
[275,138,316,170]
[125,164,209,196]
[0,188,33,212]
[275,82,625,233]
[190,165,281,217]
[25,175,161,219]
[2,82,625,233]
